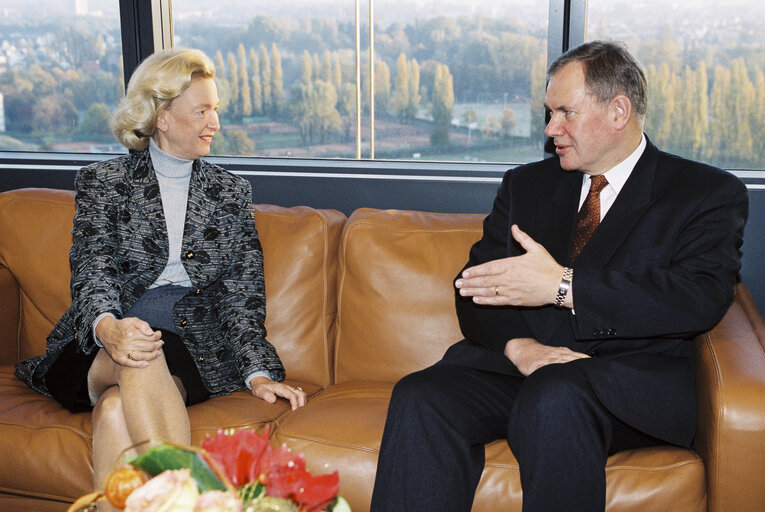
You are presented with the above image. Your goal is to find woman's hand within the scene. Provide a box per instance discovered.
[249,376,307,410]
[95,316,164,368]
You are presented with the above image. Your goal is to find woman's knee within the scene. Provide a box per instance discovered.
[92,386,124,427]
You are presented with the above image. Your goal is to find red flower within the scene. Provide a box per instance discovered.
[263,445,339,512]
[201,428,340,511]
[201,428,271,487]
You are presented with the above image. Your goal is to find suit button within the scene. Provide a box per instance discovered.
[195,289,202,295]
[198,356,205,362]
[587,349,599,357]
[607,328,616,336]
[180,318,188,326]
[185,250,195,260]
[593,329,602,337]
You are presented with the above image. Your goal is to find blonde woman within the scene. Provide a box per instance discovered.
[15,48,306,500]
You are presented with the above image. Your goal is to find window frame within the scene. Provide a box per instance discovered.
[1,0,763,198]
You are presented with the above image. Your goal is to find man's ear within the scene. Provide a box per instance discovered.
[611,96,631,129]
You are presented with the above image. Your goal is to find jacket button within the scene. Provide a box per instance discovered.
[185,250,195,260]
[195,289,202,295]
[607,328,616,336]
[593,329,602,337]
[180,318,188,326]
[198,356,205,362]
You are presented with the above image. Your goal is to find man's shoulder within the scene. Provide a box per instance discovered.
[502,157,568,189]
[654,149,746,197]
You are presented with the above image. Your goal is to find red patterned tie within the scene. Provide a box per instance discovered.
[570,174,608,264]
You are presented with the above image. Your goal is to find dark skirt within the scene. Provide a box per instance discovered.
[45,285,210,413]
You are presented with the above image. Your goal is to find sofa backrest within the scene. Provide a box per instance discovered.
[0,189,75,363]
[334,208,485,384]
[0,189,345,388]
[254,204,345,387]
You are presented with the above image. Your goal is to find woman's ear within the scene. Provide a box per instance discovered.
[155,109,169,133]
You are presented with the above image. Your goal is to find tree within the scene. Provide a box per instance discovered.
[226,52,240,121]
[462,108,478,142]
[32,94,78,136]
[406,59,421,119]
[332,54,343,92]
[729,58,755,165]
[501,108,517,138]
[390,53,410,118]
[530,52,547,147]
[259,44,272,116]
[214,51,225,79]
[249,48,263,116]
[708,64,733,165]
[226,129,254,155]
[80,103,112,136]
[270,43,285,117]
[645,63,678,152]
[300,50,313,85]
[289,80,341,144]
[237,45,252,119]
[314,80,341,143]
[482,115,503,139]
[375,59,392,114]
[3,89,36,133]
[339,83,357,142]
[321,50,333,83]
[430,63,454,146]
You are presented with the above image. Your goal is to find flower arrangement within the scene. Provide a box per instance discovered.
[67,427,351,512]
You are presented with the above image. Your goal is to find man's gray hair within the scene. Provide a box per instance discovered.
[548,40,648,117]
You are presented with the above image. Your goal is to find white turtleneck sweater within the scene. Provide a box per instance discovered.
[148,138,194,289]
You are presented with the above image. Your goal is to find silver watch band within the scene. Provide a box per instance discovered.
[553,267,573,307]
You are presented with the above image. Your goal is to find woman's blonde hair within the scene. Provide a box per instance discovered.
[111,47,215,150]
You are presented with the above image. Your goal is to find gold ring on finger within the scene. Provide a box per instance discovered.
[494,286,500,296]
[127,351,136,360]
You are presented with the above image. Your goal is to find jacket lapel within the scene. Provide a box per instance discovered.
[129,150,168,243]
[182,160,220,248]
[535,169,582,264]
[572,140,659,269]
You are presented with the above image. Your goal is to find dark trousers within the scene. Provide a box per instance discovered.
[370,362,661,512]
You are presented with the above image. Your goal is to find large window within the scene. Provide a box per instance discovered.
[172,0,549,164]
[587,0,765,170]
[0,0,124,153]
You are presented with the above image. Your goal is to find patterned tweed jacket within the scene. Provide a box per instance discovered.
[15,149,285,398]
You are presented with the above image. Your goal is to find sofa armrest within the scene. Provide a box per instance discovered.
[694,284,765,512]
[0,265,20,365]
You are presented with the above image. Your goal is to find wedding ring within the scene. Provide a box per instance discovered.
[127,351,136,360]
[494,286,500,296]
[297,387,303,391]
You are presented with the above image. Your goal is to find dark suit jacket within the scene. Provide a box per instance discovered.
[16,149,285,399]
[442,138,748,447]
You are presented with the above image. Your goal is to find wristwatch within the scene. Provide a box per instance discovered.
[553,267,573,307]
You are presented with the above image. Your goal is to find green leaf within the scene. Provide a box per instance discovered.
[130,444,227,493]
[238,482,266,503]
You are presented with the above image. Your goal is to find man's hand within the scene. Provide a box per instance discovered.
[95,316,163,367]
[250,376,307,411]
[455,225,567,307]
[505,337,590,376]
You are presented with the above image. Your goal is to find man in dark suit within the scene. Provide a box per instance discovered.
[370,41,748,511]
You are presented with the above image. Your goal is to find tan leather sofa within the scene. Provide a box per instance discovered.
[1,188,764,512]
